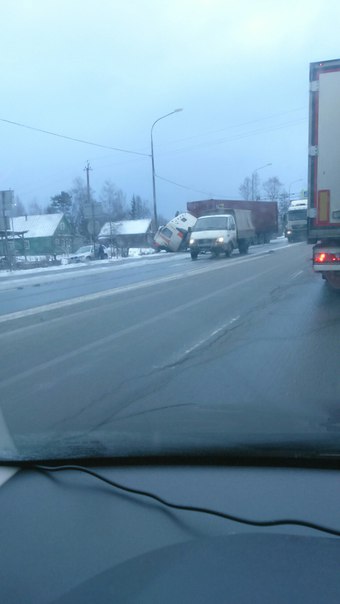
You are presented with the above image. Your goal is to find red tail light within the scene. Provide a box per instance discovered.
[314,252,340,263]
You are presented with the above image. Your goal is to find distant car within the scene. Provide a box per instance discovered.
[70,245,110,263]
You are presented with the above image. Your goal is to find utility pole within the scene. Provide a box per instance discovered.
[84,161,95,245]
[1,190,14,270]
[1,192,9,268]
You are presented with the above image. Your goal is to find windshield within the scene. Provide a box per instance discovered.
[193,216,229,231]
[287,210,307,221]
[0,3,339,465]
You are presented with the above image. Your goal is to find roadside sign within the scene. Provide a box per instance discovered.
[83,201,103,219]
[1,190,14,212]
[0,190,13,230]
[87,219,101,236]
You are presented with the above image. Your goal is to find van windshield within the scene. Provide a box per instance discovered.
[193,216,229,231]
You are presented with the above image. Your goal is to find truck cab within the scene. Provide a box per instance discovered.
[189,211,255,260]
[284,199,308,242]
[188,214,236,260]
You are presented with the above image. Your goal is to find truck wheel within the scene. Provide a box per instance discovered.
[238,241,249,255]
[225,243,233,258]
[190,251,198,260]
[324,272,340,291]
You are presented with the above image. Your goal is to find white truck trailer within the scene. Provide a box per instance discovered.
[308,58,340,289]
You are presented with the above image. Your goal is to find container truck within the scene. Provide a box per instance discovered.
[284,199,308,242]
[189,209,255,260]
[307,58,340,290]
[153,212,197,252]
[187,199,278,244]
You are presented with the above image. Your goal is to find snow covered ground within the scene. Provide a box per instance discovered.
[0,248,170,279]
[0,238,289,280]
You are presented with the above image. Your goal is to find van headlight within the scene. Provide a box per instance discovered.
[189,238,195,245]
[216,237,224,243]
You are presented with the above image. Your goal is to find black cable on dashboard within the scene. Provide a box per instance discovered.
[36,464,340,538]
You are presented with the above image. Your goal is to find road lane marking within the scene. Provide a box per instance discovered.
[0,243,302,324]
[184,316,240,356]
[0,269,274,388]
[290,270,303,280]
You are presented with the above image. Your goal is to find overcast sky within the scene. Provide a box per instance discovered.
[1,0,339,218]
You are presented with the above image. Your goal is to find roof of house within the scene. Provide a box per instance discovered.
[99,219,152,238]
[12,214,65,237]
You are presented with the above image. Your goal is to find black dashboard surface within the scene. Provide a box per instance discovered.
[1,464,340,603]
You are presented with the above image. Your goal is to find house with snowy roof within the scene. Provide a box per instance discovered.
[1,213,74,257]
[98,219,153,251]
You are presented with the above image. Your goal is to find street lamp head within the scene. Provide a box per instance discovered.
[174,108,183,113]
[253,162,272,175]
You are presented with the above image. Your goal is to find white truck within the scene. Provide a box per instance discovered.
[308,58,340,289]
[284,199,308,242]
[153,212,197,252]
[188,209,255,260]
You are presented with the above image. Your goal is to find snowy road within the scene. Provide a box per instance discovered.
[0,239,289,316]
[0,241,339,454]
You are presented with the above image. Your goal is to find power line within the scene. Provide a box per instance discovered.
[0,117,149,157]
[156,173,234,199]
[157,117,307,157]
[155,106,307,149]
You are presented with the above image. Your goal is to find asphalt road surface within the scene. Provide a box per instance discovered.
[0,240,339,458]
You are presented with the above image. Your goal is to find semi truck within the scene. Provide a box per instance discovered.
[187,199,278,244]
[307,58,340,290]
[189,209,255,259]
[284,199,308,242]
[153,212,197,252]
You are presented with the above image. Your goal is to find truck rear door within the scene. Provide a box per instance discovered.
[308,59,340,241]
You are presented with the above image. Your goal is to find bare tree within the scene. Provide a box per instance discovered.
[70,178,90,238]
[100,180,128,220]
[263,177,282,201]
[239,174,261,200]
[28,199,45,215]
[239,177,252,200]
[278,190,290,216]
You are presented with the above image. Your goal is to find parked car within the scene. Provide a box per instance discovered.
[69,245,110,263]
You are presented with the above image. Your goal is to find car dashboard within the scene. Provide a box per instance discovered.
[1,462,340,603]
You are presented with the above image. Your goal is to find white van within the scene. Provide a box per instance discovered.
[154,213,197,252]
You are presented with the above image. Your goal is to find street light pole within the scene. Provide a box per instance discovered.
[151,109,183,230]
[251,163,272,200]
[84,161,95,244]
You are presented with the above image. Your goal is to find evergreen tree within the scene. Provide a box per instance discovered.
[47,191,73,216]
